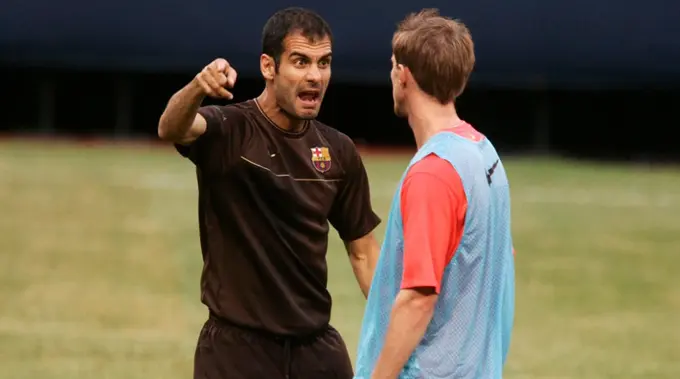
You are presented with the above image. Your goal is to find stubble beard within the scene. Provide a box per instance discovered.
[278,86,321,121]
[394,100,407,118]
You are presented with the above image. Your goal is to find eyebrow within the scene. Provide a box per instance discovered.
[289,51,333,60]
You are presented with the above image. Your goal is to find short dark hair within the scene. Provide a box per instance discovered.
[261,7,333,65]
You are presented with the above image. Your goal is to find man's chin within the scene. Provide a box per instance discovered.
[296,108,320,120]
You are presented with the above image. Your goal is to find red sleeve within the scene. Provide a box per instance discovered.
[400,154,467,293]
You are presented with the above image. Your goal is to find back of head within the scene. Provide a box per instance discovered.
[392,9,475,104]
[261,7,333,66]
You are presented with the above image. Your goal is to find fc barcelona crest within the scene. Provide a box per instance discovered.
[310,146,332,173]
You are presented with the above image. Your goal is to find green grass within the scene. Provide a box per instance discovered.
[1,139,679,379]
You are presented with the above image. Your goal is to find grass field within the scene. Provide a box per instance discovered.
[1,139,679,379]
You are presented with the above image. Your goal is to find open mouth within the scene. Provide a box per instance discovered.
[297,90,320,106]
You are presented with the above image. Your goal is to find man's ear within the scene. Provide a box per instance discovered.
[260,54,276,80]
[397,64,409,89]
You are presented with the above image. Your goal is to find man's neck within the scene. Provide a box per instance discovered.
[256,90,306,132]
[407,97,461,149]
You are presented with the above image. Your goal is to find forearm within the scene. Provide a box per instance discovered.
[346,236,380,298]
[350,255,375,298]
[371,289,436,379]
[158,80,206,141]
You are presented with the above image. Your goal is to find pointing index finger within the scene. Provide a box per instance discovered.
[226,68,238,87]
[214,58,228,72]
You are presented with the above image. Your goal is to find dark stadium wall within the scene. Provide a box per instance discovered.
[0,0,678,161]
[1,70,678,162]
[1,0,678,86]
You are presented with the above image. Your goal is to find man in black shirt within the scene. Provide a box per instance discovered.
[157,7,381,379]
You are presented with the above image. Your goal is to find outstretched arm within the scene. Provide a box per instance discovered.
[158,58,237,144]
[158,80,208,144]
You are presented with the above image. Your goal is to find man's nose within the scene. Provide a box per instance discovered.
[305,65,322,82]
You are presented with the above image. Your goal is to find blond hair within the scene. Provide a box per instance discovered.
[392,9,475,103]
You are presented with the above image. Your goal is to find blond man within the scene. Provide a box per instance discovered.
[354,9,515,379]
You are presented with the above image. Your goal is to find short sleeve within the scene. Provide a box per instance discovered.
[400,155,467,293]
[328,141,381,242]
[175,105,244,170]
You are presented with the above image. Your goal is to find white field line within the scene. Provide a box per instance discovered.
[514,187,680,208]
[2,168,679,209]
[133,172,195,191]
[0,318,192,344]
[372,181,680,209]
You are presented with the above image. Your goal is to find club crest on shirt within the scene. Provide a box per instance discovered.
[310,146,332,173]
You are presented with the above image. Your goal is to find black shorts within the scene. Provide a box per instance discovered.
[193,313,354,379]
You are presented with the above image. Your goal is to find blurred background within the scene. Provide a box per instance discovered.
[1,1,679,378]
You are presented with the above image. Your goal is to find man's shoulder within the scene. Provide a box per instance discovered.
[403,154,463,197]
[408,154,458,181]
[197,101,259,141]
[311,120,357,151]
[200,100,256,122]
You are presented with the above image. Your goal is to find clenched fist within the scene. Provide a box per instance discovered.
[194,58,238,100]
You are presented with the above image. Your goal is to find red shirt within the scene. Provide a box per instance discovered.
[400,124,507,293]
[399,151,517,293]
[400,153,467,293]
